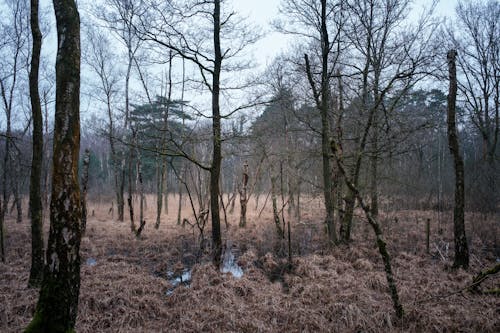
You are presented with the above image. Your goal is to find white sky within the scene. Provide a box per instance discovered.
[233,0,459,71]
[30,0,460,125]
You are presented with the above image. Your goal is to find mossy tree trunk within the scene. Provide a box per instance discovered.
[332,140,404,319]
[446,49,469,270]
[28,0,45,288]
[25,0,82,331]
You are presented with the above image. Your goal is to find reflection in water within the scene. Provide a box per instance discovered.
[221,249,243,278]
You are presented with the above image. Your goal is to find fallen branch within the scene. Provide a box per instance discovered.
[469,263,500,293]
[414,263,500,304]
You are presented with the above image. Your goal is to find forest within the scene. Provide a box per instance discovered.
[0,0,499,332]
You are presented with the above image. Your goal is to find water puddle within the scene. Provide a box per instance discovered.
[165,269,192,296]
[162,243,244,296]
[86,257,97,266]
[221,250,243,278]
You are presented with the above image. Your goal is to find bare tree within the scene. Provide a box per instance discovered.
[139,0,260,265]
[0,0,29,233]
[96,0,145,222]
[83,26,123,223]
[278,0,343,245]
[448,0,499,212]
[338,0,438,242]
[155,51,174,230]
[25,0,82,330]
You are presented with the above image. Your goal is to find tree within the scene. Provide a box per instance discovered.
[448,0,499,212]
[446,49,469,270]
[278,0,343,245]
[140,0,260,265]
[25,0,82,330]
[338,0,438,242]
[0,0,29,253]
[27,0,44,288]
[95,0,145,222]
[83,25,123,224]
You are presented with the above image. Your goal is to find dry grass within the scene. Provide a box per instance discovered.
[1,194,499,332]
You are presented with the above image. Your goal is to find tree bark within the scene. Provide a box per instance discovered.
[25,0,82,330]
[28,0,45,288]
[446,49,469,270]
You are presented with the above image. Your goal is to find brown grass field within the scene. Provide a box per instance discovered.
[1,194,499,332]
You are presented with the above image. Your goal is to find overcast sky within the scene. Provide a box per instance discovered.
[233,0,459,70]
[33,0,461,122]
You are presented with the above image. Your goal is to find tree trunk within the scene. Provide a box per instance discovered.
[177,168,183,225]
[13,168,22,224]
[446,49,469,270]
[80,149,90,236]
[271,174,284,238]
[127,147,135,232]
[155,157,165,229]
[0,199,4,262]
[210,0,222,266]
[239,161,248,227]
[28,0,45,288]
[370,112,379,218]
[134,127,145,238]
[25,0,82,330]
[155,51,172,229]
[303,0,336,245]
[332,141,404,319]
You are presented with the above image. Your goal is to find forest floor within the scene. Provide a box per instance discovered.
[1,195,499,332]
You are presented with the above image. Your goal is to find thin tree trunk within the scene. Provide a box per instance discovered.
[28,0,45,287]
[239,161,248,227]
[177,168,183,225]
[127,147,135,232]
[332,141,404,319]
[80,149,90,236]
[210,0,223,266]
[155,51,173,229]
[13,167,22,223]
[370,111,379,218]
[303,1,336,244]
[271,174,284,238]
[0,200,4,262]
[135,127,145,238]
[155,157,165,228]
[25,0,82,329]
[447,49,469,269]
